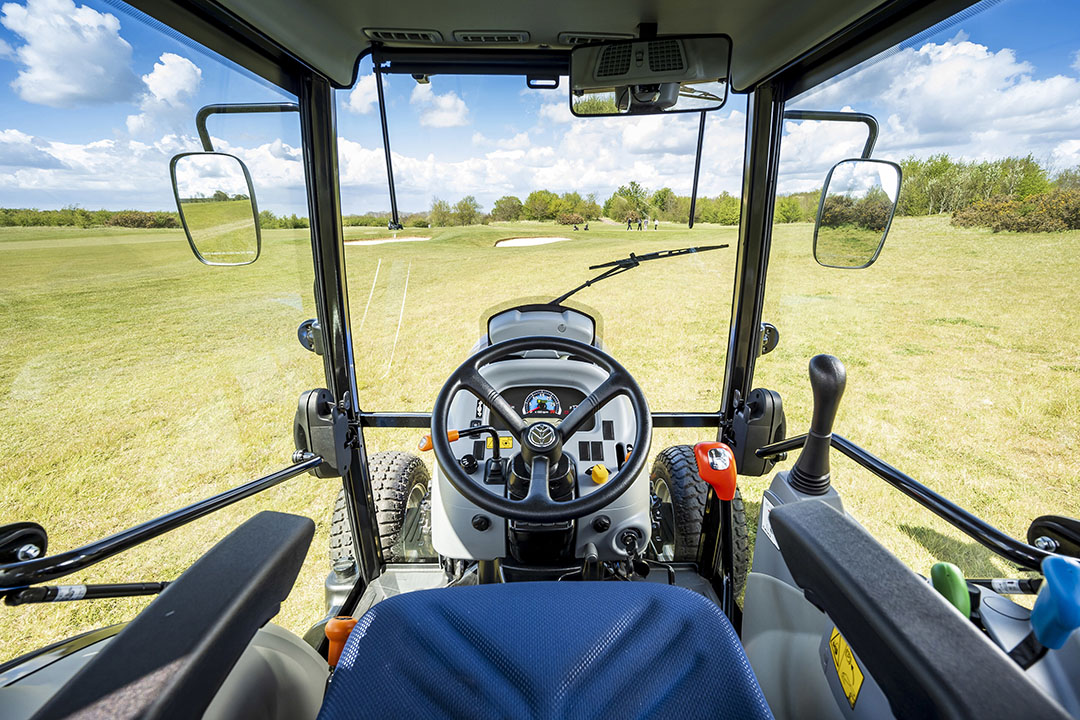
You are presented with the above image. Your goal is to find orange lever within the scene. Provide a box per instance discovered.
[694,442,738,501]
[417,430,459,451]
[325,615,358,667]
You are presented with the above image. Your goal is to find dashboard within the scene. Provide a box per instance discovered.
[488,386,595,432]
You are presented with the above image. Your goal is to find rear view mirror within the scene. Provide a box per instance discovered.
[170,152,261,266]
[814,158,901,269]
[569,35,731,117]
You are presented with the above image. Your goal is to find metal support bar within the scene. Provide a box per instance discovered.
[720,81,785,429]
[688,110,707,228]
[195,102,299,152]
[374,48,568,78]
[5,582,169,606]
[753,433,1051,571]
[782,109,878,158]
[374,66,401,228]
[298,74,383,595]
[356,411,723,429]
[0,455,322,590]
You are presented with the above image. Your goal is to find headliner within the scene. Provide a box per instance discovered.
[208,0,919,91]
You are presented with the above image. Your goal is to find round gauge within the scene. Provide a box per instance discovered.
[522,389,561,416]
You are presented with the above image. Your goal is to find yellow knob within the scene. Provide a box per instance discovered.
[590,464,609,484]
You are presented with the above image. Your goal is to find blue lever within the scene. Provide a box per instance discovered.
[1031,555,1080,650]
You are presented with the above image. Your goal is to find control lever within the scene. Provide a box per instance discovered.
[789,355,846,495]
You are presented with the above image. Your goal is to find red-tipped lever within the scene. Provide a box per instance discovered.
[693,442,737,501]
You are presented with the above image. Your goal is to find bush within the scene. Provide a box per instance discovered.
[556,212,585,225]
[408,216,429,228]
[105,210,180,229]
[951,189,1080,233]
[819,195,856,228]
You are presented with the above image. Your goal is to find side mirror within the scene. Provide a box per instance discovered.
[170,152,261,266]
[814,158,901,269]
[569,35,731,117]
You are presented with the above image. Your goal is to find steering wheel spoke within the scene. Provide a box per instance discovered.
[521,456,552,510]
[460,368,527,437]
[559,374,623,440]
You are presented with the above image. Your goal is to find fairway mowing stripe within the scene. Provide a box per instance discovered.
[385,261,411,377]
[358,258,382,334]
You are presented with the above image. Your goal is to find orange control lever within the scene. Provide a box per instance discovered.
[418,430,459,451]
[325,615,358,667]
[693,442,738,501]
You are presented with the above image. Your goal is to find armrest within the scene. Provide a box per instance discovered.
[31,510,315,720]
[770,499,1069,720]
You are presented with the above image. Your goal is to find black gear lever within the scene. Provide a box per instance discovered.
[789,355,846,495]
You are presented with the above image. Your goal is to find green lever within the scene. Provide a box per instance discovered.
[931,562,971,618]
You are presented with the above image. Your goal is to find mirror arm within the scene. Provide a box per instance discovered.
[782,109,879,158]
[195,103,299,152]
[374,65,402,230]
[688,110,707,229]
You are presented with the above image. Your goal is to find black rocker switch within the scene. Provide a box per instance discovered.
[789,355,846,495]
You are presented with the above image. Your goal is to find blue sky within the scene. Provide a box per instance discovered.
[1,0,1078,214]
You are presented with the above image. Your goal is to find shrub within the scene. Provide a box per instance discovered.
[951,189,1080,233]
[556,212,585,225]
[106,210,180,229]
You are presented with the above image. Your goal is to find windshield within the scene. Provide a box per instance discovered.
[337,59,747,426]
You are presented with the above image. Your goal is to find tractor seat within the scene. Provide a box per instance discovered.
[318,581,773,720]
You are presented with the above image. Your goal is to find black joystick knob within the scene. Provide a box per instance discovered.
[789,355,846,495]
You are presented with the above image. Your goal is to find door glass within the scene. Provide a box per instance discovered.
[0,0,321,658]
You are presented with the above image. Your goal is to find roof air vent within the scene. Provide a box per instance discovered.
[557,32,635,46]
[647,39,685,72]
[364,28,443,44]
[452,30,530,44]
[596,43,632,78]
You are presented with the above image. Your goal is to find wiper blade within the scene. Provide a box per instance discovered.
[588,244,728,270]
[551,244,729,305]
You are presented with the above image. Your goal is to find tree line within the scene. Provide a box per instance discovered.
[6,155,1079,232]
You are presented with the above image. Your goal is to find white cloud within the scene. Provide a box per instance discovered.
[334,103,748,211]
[1072,50,1080,74]
[409,83,469,127]
[794,38,1080,170]
[0,128,63,168]
[346,74,381,115]
[496,132,530,150]
[0,37,13,58]
[126,53,202,135]
[539,100,572,124]
[0,127,307,212]
[1,0,139,107]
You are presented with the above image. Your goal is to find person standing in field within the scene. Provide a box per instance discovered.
[654,218,659,230]
[627,217,632,230]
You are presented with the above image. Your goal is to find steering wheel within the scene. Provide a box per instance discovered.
[431,336,652,523]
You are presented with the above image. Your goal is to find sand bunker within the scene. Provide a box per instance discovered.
[495,237,572,247]
[345,236,429,246]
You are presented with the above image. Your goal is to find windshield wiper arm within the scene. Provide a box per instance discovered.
[550,244,729,305]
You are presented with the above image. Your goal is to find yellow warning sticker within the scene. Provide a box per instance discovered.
[829,627,864,709]
[485,436,514,450]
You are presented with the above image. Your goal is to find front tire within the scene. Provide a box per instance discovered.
[649,445,750,592]
[329,451,430,563]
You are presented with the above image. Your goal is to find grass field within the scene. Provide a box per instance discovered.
[1,215,1078,660]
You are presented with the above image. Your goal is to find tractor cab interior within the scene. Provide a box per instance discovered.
[1,0,1079,719]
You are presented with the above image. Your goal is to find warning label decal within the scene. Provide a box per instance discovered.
[829,626,864,709]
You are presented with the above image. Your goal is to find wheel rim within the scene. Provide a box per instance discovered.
[394,482,432,560]
[650,478,676,561]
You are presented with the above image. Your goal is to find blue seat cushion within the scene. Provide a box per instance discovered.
[319,581,773,720]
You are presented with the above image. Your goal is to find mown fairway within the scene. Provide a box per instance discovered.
[1,216,1077,659]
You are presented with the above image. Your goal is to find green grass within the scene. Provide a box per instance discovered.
[179,199,258,263]
[1,215,1078,659]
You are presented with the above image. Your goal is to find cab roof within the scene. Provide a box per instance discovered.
[138,0,981,96]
